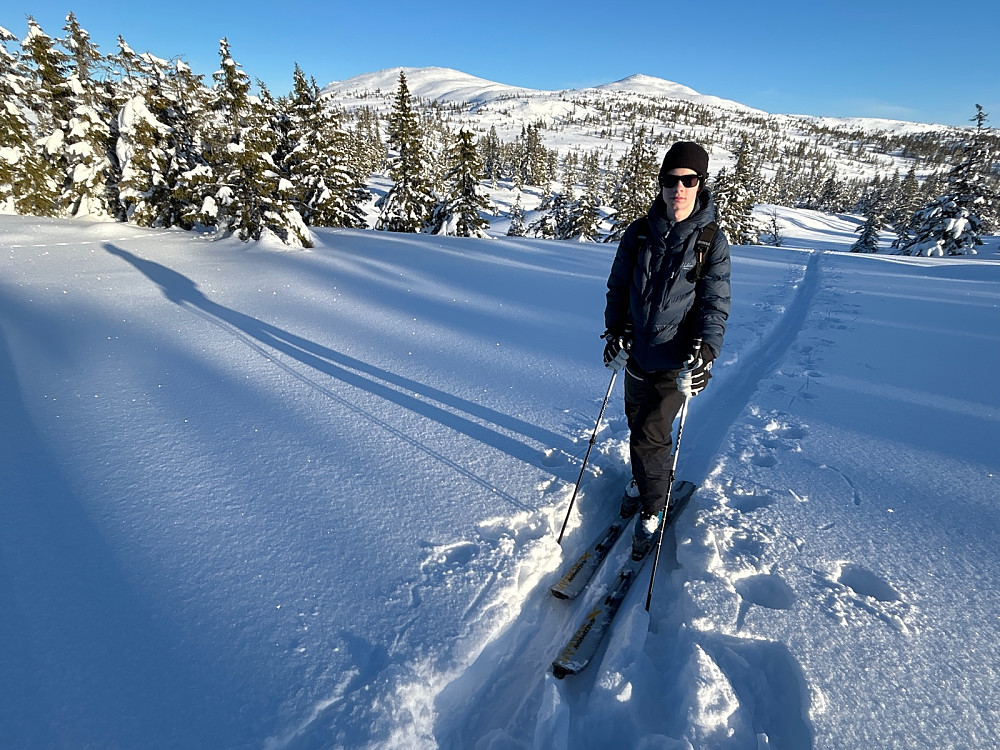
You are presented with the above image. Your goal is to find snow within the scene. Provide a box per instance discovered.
[1,212,998,749]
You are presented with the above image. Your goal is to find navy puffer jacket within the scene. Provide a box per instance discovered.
[605,189,731,371]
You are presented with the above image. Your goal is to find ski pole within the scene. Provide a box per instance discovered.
[556,370,617,545]
[644,394,690,612]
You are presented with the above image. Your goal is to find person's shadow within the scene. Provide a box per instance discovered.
[104,243,574,507]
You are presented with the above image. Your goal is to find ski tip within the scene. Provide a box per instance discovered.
[550,588,570,600]
[674,480,697,498]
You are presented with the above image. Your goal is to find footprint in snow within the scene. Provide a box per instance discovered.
[730,490,778,514]
[749,452,778,468]
[737,573,797,610]
[735,573,797,630]
[812,562,914,634]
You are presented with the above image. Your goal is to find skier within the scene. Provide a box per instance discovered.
[602,141,731,559]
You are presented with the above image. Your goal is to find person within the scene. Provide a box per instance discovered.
[602,141,731,560]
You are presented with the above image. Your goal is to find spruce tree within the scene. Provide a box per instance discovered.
[900,106,993,256]
[19,17,69,216]
[376,71,436,233]
[349,105,384,176]
[162,60,213,230]
[114,81,172,226]
[850,212,884,253]
[528,186,557,239]
[58,13,115,218]
[606,125,658,242]
[192,39,311,246]
[0,25,40,213]
[280,64,367,228]
[431,128,491,238]
[506,192,527,237]
[480,125,502,186]
[713,140,760,245]
[574,150,604,241]
[111,37,189,226]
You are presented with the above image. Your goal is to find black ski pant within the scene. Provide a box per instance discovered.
[624,362,686,517]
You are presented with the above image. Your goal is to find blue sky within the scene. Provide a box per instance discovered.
[7,1,999,127]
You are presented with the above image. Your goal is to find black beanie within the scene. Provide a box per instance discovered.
[659,141,710,181]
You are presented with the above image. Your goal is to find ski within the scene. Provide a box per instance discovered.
[551,481,696,678]
[550,519,627,600]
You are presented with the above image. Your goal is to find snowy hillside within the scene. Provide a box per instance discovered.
[2,210,998,749]
[320,66,968,190]
[322,67,756,115]
[321,66,958,140]
[320,66,537,106]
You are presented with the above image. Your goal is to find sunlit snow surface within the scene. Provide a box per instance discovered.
[1,213,998,749]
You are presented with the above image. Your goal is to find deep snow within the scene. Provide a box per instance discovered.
[1,212,998,749]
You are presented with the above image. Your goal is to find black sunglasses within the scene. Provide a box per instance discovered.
[660,174,702,189]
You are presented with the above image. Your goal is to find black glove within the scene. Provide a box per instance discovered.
[677,343,714,397]
[602,327,631,372]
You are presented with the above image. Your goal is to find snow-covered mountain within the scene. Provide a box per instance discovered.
[321,66,537,106]
[320,65,961,188]
[322,65,948,135]
[322,66,756,113]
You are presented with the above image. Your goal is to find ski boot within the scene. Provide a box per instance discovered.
[631,509,663,560]
[619,479,640,519]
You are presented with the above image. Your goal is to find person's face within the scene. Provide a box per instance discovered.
[661,169,700,222]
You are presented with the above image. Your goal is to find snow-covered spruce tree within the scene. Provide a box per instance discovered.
[348,105,384,177]
[900,106,993,257]
[897,167,922,220]
[112,39,179,226]
[817,172,848,214]
[606,125,658,242]
[57,13,115,219]
[528,186,557,239]
[506,191,527,237]
[159,60,214,230]
[572,150,604,242]
[279,64,367,229]
[712,140,760,245]
[851,212,884,253]
[419,111,451,210]
[968,106,1000,233]
[551,183,577,240]
[192,39,311,246]
[18,17,71,216]
[0,25,42,214]
[480,125,502,187]
[114,86,171,226]
[376,71,436,233]
[517,123,550,187]
[431,128,491,238]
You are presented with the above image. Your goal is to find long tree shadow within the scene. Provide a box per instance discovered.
[104,244,574,507]
[0,321,248,748]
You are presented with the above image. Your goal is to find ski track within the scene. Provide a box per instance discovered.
[422,250,828,748]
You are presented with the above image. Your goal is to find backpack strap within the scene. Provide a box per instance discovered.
[692,221,719,282]
[635,216,650,245]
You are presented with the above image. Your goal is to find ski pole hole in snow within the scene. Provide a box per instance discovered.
[835,563,901,603]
